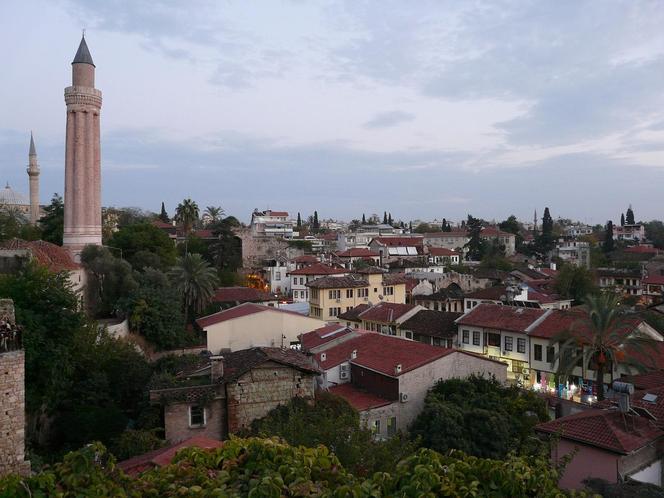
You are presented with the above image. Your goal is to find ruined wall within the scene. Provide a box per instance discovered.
[0,299,30,476]
[226,363,315,433]
[164,398,226,444]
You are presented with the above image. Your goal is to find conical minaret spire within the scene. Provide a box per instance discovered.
[27,132,40,224]
[62,34,103,260]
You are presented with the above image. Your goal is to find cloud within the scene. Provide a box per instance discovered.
[364,110,415,129]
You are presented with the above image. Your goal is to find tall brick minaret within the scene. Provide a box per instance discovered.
[63,35,102,261]
[27,132,40,225]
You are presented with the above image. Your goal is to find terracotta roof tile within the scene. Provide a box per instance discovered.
[358,302,419,323]
[196,303,306,328]
[212,286,275,303]
[306,276,368,289]
[338,304,371,322]
[335,248,379,258]
[427,247,460,256]
[329,383,393,411]
[300,324,354,350]
[536,409,663,454]
[371,237,423,247]
[221,347,319,381]
[456,303,548,333]
[1,238,79,271]
[289,263,347,276]
[400,310,462,338]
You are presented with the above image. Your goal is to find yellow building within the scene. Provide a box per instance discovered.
[307,269,408,322]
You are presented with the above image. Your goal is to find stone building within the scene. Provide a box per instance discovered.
[0,299,30,476]
[150,348,319,443]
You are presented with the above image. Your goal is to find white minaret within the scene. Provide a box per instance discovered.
[62,35,102,260]
[27,132,40,224]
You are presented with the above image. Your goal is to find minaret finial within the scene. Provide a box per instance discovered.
[82,28,86,38]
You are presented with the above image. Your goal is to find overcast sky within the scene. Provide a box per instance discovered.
[1,1,663,224]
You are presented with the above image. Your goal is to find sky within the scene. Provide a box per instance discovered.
[1,0,663,225]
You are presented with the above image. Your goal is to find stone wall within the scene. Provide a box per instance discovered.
[164,398,226,444]
[0,349,30,476]
[226,364,316,433]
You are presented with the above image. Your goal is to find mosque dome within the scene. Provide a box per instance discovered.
[0,183,29,207]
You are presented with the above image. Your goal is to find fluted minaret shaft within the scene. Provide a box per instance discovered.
[62,36,102,261]
[27,133,40,224]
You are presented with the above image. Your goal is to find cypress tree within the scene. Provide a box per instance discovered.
[626,206,635,225]
[620,213,625,226]
[312,211,319,231]
[362,214,366,224]
[388,213,393,225]
[604,221,615,253]
[159,202,169,223]
[297,212,302,228]
[383,212,388,224]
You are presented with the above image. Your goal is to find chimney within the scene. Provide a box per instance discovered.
[210,355,224,382]
[395,363,402,375]
[351,349,357,360]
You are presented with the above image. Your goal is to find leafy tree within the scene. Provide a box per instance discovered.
[119,268,187,350]
[169,253,219,323]
[464,214,486,261]
[480,240,512,271]
[158,202,169,223]
[626,205,635,225]
[554,264,598,304]
[107,222,177,271]
[249,392,417,476]
[81,246,138,318]
[177,233,209,259]
[645,220,664,249]
[38,193,64,245]
[208,217,242,273]
[110,429,165,461]
[620,213,625,226]
[604,220,615,253]
[0,205,39,242]
[554,293,659,401]
[413,222,435,233]
[410,375,548,459]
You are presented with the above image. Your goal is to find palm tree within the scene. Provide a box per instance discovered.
[553,293,658,401]
[204,206,224,226]
[174,199,199,254]
[169,253,219,324]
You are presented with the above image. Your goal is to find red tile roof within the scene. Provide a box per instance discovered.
[289,263,347,276]
[359,302,419,323]
[317,332,453,376]
[329,383,393,411]
[196,302,306,328]
[117,437,223,476]
[266,211,289,217]
[456,303,548,333]
[335,248,380,258]
[301,324,354,350]
[1,238,79,271]
[371,237,423,247]
[307,275,368,289]
[152,220,175,229]
[644,274,664,285]
[623,371,664,391]
[221,347,320,381]
[293,255,319,264]
[212,286,276,303]
[527,309,584,339]
[428,247,460,256]
[338,304,372,322]
[536,409,663,454]
[625,245,661,254]
[464,286,510,300]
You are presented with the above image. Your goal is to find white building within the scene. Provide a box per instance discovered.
[250,209,297,238]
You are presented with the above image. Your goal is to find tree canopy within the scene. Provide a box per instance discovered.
[107,222,177,271]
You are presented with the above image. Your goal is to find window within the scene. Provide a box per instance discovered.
[504,336,513,351]
[462,330,469,344]
[383,286,394,296]
[472,331,480,346]
[358,288,368,298]
[534,344,542,361]
[371,419,381,435]
[487,333,501,347]
[189,405,206,427]
[328,307,341,317]
[275,271,281,280]
[329,289,340,299]
[517,338,526,354]
[346,289,354,298]
[387,417,397,437]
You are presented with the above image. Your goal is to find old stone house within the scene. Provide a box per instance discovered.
[150,347,320,443]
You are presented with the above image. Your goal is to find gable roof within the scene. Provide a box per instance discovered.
[335,248,379,258]
[300,324,354,350]
[338,304,371,322]
[317,332,453,376]
[196,302,307,328]
[428,247,460,256]
[400,310,462,338]
[371,237,424,247]
[1,238,79,271]
[536,409,663,454]
[456,303,548,333]
[306,275,368,289]
[221,347,319,381]
[212,286,276,303]
[329,383,393,411]
[358,302,419,323]
[293,255,319,264]
[464,285,511,300]
[289,263,347,276]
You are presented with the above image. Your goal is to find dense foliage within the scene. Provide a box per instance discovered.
[554,264,598,304]
[248,392,417,476]
[107,222,177,270]
[410,375,548,459]
[0,263,152,459]
[0,437,579,497]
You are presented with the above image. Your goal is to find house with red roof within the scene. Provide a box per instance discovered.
[368,236,424,265]
[643,273,664,304]
[333,247,380,268]
[211,286,279,309]
[250,209,296,238]
[150,348,319,443]
[426,247,461,266]
[196,303,324,353]
[288,263,348,302]
[537,406,664,489]
[302,331,506,437]
[424,227,516,257]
